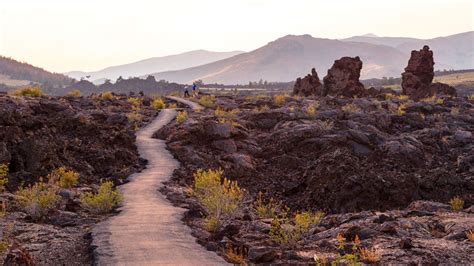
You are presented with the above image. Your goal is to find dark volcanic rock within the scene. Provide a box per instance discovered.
[293,68,323,96]
[402,46,456,100]
[0,95,157,189]
[323,56,365,97]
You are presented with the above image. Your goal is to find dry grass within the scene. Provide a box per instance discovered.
[466,230,474,242]
[176,111,188,124]
[433,71,474,86]
[224,245,246,265]
[360,247,380,263]
[66,89,81,97]
[273,94,288,106]
[9,86,43,97]
[421,95,444,104]
[449,196,464,211]
[341,103,362,113]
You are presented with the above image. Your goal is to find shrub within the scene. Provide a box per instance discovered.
[390,103,406,116]
[80,181,123,214]
[449,196,464,211]
[385,93,409,101]
[127,111,142,123]
[176,111,188,124]
[253,104,271,113]
[66,89,81,97]
[421,95,444,104]
[253,192,286,219]
[468,94,474,100]
[128,97,142,110]
[342,103,361,113]
[306,104,317,117]
[15,181,61,220]
[47,167,79,188]
[100,91,115,100]
[269,210,324,244]
[193,169,244,231]
[0,164,8,193]
[269,217,291,244]
[168,102,177,109]
[224,245,246,264]
[10,86,43,97]
[151,98,165,109]
[199,95,216,108]
[293,211,324,236]
[466,230,474,242]
[0,223,14,253]
[273,94,287,106]
[360,247,380,263]
[215,107,239,124]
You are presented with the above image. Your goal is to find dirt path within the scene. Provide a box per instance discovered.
[92,98,227,265]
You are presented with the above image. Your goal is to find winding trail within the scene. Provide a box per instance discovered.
[92,97,226,265]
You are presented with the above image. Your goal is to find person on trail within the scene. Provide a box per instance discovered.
[184,86,190,97]
[192,82,198,97]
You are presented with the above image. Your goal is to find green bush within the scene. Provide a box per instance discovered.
[80,181,123,214]
[193,169,244,231]
[15,181,61,221]
[10,86,43,97]
[47,167,79,188]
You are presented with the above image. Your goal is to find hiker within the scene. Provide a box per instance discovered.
[184,86,190,97]
[192,82,198,97]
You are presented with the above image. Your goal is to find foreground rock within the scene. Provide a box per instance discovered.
[0,94,160,264]
[157,93,473,264]
[293,68,323,96]
[0,95,158,189]
[402,46,456,100]
[323,56,365,97]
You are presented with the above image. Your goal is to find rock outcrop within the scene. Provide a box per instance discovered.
[323,56,365,97]
[402,46,456,100]
[293,68,323,96]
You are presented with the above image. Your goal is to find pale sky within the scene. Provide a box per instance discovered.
[0,0,472,73]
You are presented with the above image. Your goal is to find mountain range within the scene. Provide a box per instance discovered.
[145,31,473,84]
[65,50,243,84]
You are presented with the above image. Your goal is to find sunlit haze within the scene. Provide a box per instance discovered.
[1,0,472,72]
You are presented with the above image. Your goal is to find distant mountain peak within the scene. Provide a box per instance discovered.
[361,33,379,38]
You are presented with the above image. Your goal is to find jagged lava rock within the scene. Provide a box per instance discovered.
[402,45,456,100]
[323,56,365,97]
[293,68,323,96]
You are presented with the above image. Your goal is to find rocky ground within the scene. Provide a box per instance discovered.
[0,93,167,264]
[156,92,474,264]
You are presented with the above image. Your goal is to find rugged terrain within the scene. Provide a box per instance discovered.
[155,47,473,264]
[0,93,167,264]
[156,92,473,264]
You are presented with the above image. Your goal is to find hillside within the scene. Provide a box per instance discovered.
[145,32,473,85]
[0,56,73,88]
[343,31,474,70]
[65,50,243,83]
[148,35,407,84]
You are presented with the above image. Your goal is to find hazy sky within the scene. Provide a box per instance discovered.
[0,0,472,73]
